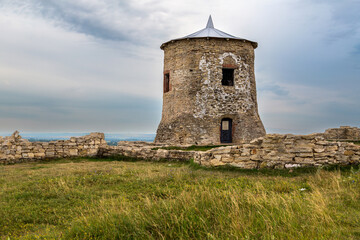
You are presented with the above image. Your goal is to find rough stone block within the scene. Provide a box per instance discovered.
[344,150,355,156]
[229,161,257,169]
[250,154,262,161]
[294,157,314,164]
[34,153,45,158]
[210,159,226,166]
[295,152,313,158]
[46,152,55,157]
[313,148,325,153]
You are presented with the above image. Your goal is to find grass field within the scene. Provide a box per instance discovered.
[1,157,360,239]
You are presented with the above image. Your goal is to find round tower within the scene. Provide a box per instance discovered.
[155,16,266,145]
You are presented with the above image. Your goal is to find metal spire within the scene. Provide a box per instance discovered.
[206,15,214,28]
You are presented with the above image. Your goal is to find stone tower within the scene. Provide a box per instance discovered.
[155,16,265,145]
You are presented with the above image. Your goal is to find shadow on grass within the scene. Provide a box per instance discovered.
[37,155,142,164]
[36,155,187,165]
[188,159,360,177]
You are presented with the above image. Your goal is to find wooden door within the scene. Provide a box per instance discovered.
[220,118,232,143]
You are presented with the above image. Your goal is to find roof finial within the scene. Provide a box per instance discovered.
[206,15,214,28]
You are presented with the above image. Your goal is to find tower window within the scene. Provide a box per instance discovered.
[222,68,234,86]
[164,72,170,93]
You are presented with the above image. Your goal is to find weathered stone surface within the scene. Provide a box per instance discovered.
[155,37,265,145]
[193,133,360,168]
[0,132,106,164]
[324,126,360,141]
[1,131,360,169]
[69,149,78,156]
[230,162,257,169]
[344,150,355,156]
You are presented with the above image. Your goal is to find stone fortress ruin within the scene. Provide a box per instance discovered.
[1,16,359,169]
[1,126,360,168]
[155,16,265,145]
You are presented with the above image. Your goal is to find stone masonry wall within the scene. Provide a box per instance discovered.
[2,129,360,169]
[194,134,360,169]
[155,38,265,145]
[99,132,360,169]
[324,126,360,141]
[0,131,106,164]
[100,141,195,161]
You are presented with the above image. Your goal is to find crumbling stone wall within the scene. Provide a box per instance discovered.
[99,133,360,169]
[324,126,360,141]
[194,134,360,169]
[2,129,360,169]
[155,38,265,145]
[0,131,106,164]
[100,141,194,161]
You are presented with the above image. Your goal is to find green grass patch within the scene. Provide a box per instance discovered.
[1,159,360,239]
[151,144,227,151]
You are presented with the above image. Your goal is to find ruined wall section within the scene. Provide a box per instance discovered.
[2,131,360,169]
[99,134,360,169]
[155,38,265,145]
[194,134,360,169]
[100,141,194,161]
[0,131,106,164]
[324,126,360,141]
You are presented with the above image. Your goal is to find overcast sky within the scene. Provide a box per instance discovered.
[0,0,359,134]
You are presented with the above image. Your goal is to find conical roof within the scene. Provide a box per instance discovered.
[161,15,257,49]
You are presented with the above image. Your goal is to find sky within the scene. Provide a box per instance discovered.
[0,0,359,134]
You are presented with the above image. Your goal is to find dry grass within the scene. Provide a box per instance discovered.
[0,158,359,239]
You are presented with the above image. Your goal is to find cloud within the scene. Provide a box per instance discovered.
[259,84,289,97]
[257,80,356,134]
[0,6,163,132]
[352,43,360,56]
[0,10,164,97]
[1,0,175,45]
[0,0,359,134]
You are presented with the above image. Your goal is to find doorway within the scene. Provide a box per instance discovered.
[220,118,232,143]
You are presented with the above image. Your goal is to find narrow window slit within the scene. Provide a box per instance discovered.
[164,73,170,93]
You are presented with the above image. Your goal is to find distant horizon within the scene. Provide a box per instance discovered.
[0,132,156,143]
[3,125,360,138]
[0,132,156,135]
